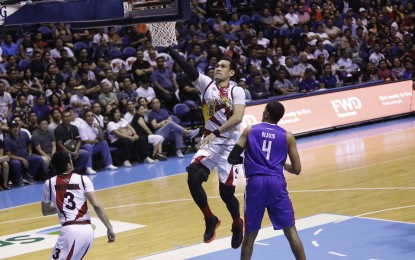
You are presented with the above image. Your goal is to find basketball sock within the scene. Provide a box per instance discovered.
[202,205,213,219]
[232,217,243,227]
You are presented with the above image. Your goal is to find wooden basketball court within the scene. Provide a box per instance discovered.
[1,118,414,259]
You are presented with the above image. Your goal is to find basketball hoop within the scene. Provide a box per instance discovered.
[146,21,178,47]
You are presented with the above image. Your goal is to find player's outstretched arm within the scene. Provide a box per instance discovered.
[166,47,199,82]
[284,131,301,175]
[86,192,116,243]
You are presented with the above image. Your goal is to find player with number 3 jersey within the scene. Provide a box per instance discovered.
[41,151,115,260]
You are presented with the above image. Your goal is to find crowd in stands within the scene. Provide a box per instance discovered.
[0,0,414,189]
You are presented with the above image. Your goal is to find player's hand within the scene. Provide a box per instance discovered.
[107,229,116,243]
[196,133,215,149]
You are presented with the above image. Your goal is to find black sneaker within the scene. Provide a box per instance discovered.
[154,153,167,161]
[204,215,221,243]
[22,175,36,185]
[231,218,244,249]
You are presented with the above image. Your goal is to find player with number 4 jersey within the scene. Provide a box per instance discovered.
[228,101,306,260]
[41,151,115,260]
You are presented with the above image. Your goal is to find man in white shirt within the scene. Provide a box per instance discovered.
[285,5,300,28]
[51,38,75,59]
[0,81,12,123]
[78,109,117,174]
[93,28,109,46]
[136,79,156,100]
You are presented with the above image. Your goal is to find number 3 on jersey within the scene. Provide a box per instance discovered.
[262,140,272,160]
[64,192,76,210]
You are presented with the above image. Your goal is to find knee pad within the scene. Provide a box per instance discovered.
[187,163,210,185]
[219,183,236,202]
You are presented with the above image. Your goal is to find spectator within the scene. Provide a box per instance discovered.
[377,59,393,81]
[48,108,62,132]
[272,69,297,95]
[150,56,179,110]
[0,125,10,189]
[70,85,91,117]
[337,48,361,85]
[27,110,38,133]
[238,78,252,102]
[98,81,119,109]
[148,98,199,158]
[284,57,302,87]
[4,120,42,185]
[50,38,75,60]
[369,43,386,67]
[119,77,139,110]
[136,76,156,102]
[1,35,18,58]
[108,27,123,50]
[319,64,338,89]
[178,74,201,106]
[53,23,73,48]
[248,73,271,100]
[13,94,31,129]
[91,102,105,129]
[106,107,137,167]
[402,59,414,80]
[391,58,406,81]
[298,68,317,93]
[79,109,118,174]
[360,61,380,83]
[48,93,65,112]
[54,109,89,173]
[19,33,36,60]
[123,100,136,123]
[32,117,56,178]
[0,81,13,123]
[132,50,154,84]
[93,28,109,47]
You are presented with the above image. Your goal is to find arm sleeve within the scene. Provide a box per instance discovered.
[167,47,199,82]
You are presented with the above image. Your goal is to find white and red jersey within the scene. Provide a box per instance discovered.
[42,173,94,225]
[194,74,246,146]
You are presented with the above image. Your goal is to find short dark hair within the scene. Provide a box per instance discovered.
[218,56,236,70]
[52,151,71,175]
[266,101,285,122]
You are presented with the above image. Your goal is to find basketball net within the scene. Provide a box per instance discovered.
[146,22,178,47]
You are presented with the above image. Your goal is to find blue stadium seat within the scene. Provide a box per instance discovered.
[280,28,292,37]
[122,46,136,57]
[173,103,192,128]
[18,59,32,70]
[109,49,122,59]
[240,14,251,24]
[74,41,89,52]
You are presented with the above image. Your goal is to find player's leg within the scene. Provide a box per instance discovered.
[283,225,306,260]
[187,148,220,243]
[241,230,259,260]
[50,225,94,260]
[266,176,306,259]
[242,176,266,259]
[218,147,243,248]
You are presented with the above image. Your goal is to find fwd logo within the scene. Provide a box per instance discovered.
[331,97,362,117]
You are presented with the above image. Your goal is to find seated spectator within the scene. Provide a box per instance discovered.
[0,81,13,123]
[272,69,297,95]
[136,76,156,102]
[237,78,252,102]
[402,59,414,80]
[108,27,123,50]
[22,68,43,96]
[4,120,42,185]
[48,108,62,132]
[391,58,406,81]
[54,109,89,174]
[336,48,361,85]
[150,56,179,110]
[377,59,393,81]
[106,107,138,167]
[98,81,119,109]
[79,109,118,174]
[284,57,302,87]
[123,100,136,123]
[48,93,65,112]
[148,98,199,158]
[0,125,10,189]
[360,61,380,83]
[119,77,139,111]
[13,94,32,129]
[319,64,338,89]
[100,68,119,94]
[51,38,75,61]
[298,68,317,93]
[54,23,73,48]
[132,50,154,84]
[70,85,91,117]
[248,73,271,100]
[32,118,56,178]
[33,94,51,119]
[91,102,105,129]
[27,110,38,133]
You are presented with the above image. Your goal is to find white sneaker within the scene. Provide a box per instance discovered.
[123,160,132,167]
[86,167,97,175]
[176,149,184,158]
[106,164,118,170]
[188,128,200,139]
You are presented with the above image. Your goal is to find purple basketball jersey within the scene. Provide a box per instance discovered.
[244,122,288,178]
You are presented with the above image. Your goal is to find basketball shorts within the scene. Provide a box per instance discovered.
[244,175,295,235]
[50,224,94,260]
[191,143,240,185]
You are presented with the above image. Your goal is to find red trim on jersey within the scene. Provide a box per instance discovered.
[225,165,235,186]
[66,240,76,260]
[75,202,88,220]
[193,155,206,164]
[56,173,73,219]
[209,115,222,128]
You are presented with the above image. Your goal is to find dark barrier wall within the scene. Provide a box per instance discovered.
[242,80,414,135]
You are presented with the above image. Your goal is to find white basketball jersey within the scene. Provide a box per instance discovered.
[42,173,94,225]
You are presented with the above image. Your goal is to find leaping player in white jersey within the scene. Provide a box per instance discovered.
[168,47,245,249]
[41,151,115,259]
